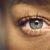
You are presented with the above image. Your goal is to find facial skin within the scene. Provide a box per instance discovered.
[5,0,50,50]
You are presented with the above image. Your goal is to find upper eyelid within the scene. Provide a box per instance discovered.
[17,15,50,22]
[11,14,50,26]
[16,15,50,26]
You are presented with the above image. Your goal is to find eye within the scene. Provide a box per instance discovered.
[16,16,50,36]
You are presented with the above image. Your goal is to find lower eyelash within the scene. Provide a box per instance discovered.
[21,27,50,37]
[21,27,42,36]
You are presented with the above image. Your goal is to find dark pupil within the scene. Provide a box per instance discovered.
[35,21,39,25]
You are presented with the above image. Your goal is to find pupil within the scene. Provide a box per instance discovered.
[35,22,39,25]
[34,20,39,25]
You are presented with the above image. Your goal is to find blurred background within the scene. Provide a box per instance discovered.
[0,0,5,50]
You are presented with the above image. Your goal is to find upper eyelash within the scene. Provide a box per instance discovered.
[16,15,50,26]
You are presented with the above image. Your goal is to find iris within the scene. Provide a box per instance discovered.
[29,19,43,29]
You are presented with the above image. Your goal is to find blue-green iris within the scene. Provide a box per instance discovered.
[29,19,43,29]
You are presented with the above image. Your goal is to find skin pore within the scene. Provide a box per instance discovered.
[5,0,50,50]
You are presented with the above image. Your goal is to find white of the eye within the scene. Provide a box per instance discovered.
[25,22,31,29]
[42,22,48,28]
[25,21,48,29]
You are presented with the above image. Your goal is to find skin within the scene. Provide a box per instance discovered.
[4,0,50,50]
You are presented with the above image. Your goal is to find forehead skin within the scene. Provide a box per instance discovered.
[10,3,50,22]
[5,0,50,13]
[8,0,50,14]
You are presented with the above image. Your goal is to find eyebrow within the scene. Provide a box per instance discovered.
[8,0,50,6]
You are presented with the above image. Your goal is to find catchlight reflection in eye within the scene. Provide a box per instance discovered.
[17,16,50,36]
[29,18,43,29]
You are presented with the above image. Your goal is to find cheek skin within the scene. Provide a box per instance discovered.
[6,17,50,50]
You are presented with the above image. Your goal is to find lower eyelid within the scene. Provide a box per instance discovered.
[21,27,50,36]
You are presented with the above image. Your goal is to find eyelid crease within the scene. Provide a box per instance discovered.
[16,15,50,26]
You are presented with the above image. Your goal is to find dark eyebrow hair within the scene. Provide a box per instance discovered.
[7,0,50,6]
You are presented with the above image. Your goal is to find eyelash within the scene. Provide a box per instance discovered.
[16,15,50,26]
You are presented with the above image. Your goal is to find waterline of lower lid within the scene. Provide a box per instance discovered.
[21,28,50,36]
